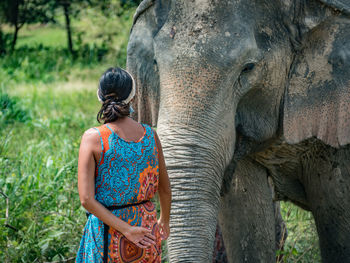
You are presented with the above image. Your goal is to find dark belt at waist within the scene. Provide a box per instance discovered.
[85,200,150,263]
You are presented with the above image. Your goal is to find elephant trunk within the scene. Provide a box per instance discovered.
[168,170,219,261]
[157,123,235,261]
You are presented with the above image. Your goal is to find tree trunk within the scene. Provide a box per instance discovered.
[10,0,20,53]
[0,26,5,55]
[63,3,73,55]
[11,25,19,53]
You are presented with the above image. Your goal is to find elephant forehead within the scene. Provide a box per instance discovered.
[153,1,261,68]
[159,60,223,105]
[154,27,259,94]
[157,65,238,126]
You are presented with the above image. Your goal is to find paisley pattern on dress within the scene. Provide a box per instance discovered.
[76,123,161,262]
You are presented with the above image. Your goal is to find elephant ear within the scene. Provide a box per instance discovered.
[283,18,350,148]
[127,0,171,127]
[318,0,350,15]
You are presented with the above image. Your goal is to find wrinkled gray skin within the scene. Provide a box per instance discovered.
[126,0,350,262]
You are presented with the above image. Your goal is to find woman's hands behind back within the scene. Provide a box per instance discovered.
[124,226,157,249]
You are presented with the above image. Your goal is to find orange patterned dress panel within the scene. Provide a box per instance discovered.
[76,122,161,262]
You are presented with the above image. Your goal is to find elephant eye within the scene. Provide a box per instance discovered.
[242,63,255,73]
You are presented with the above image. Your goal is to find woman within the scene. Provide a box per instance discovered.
[75,67,171,262]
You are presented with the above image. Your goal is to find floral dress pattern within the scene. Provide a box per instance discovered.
[76,123,161,262]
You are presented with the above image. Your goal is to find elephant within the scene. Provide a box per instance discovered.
[126,0,350,262]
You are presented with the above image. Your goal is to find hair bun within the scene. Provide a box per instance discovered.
[97,97,130,123]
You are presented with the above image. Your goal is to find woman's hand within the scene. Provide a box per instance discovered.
[157,217,170,240]
[124,226,157,248]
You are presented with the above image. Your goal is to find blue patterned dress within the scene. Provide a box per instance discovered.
[76,123,161,262]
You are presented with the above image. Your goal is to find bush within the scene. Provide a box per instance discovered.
[0,89,95,262]
[0,90,31,125]
[0,44,109,84]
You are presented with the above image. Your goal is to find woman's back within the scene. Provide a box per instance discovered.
[95,122,159,206]
[76,121,162,262]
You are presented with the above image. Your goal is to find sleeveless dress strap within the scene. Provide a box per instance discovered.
[151,127,160,161]
[92,125,112,166]
[92,127,104,151]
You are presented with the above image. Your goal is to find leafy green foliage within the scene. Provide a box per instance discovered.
[75,0,135,60]
[277,202,321,263]
[0,31,12,55]
[0,0,57,52]
[0,89,31,125]
[120,0,143,7]
[0,87,96,262]
[0,0,55,26]
[0,44,109,84]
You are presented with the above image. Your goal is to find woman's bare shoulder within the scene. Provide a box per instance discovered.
[80,127,100,146]
[83,127,100,135]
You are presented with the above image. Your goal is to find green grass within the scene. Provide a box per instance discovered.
[16,24,67,48]
[0,82,99,262]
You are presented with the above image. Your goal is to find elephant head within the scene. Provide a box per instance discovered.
[126,0,350,261]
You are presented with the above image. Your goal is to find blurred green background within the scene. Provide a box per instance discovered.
[0,0,320,262]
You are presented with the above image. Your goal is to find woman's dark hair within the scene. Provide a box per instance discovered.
[97,67,133,123]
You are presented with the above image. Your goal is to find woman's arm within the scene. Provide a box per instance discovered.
[153,129,172,240]
[77,128,156,248]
